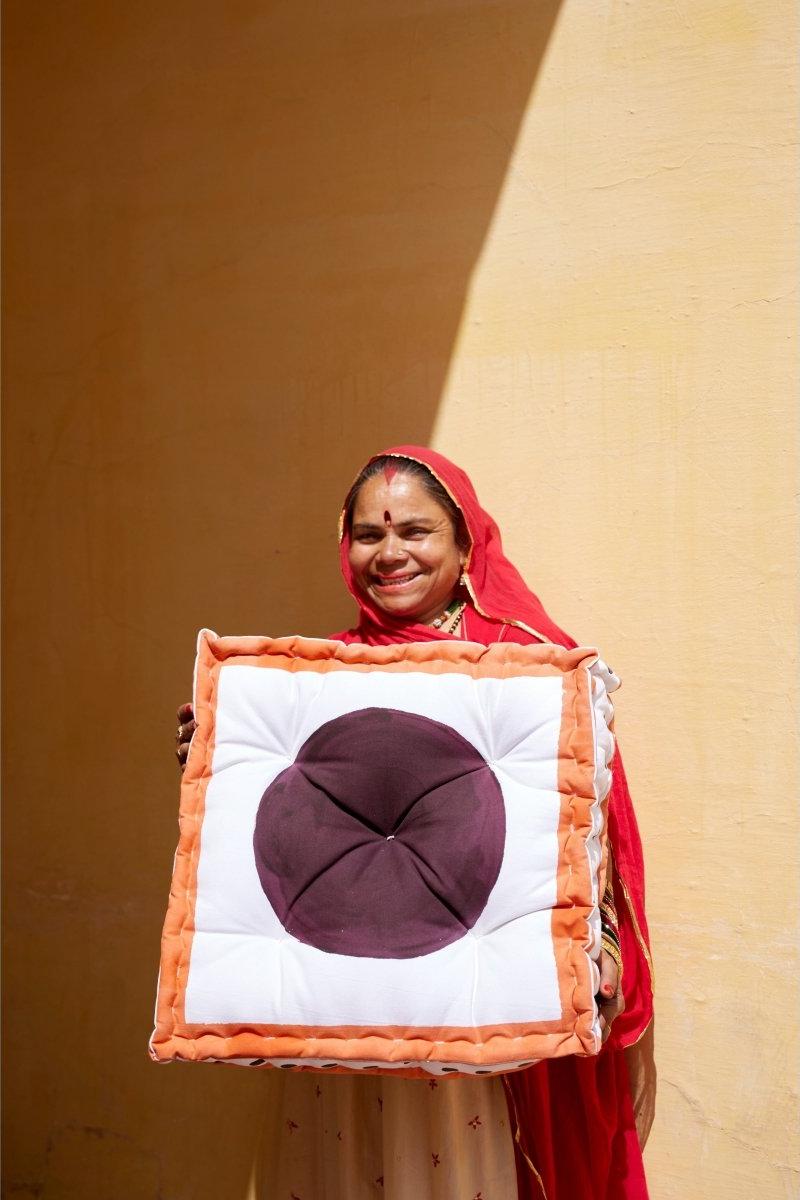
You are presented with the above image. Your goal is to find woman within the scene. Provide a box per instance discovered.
[176,445,655,1199]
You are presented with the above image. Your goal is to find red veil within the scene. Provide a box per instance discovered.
[331,445,654,1200]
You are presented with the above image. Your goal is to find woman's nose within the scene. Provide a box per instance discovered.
[376,531,407,563]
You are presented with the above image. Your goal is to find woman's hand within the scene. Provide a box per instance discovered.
[597,947,625,1043]
[175,702,196,772]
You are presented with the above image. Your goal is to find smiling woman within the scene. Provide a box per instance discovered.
[174,445,654,1200]
[345,457,469,627]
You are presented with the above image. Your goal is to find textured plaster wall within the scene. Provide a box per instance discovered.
[3,2,797,1199]
[3,3,561,1197]
[430,4,799,1198]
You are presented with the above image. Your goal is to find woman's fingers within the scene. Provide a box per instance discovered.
[598,987,626,1042]
[175,702,196,772]
[597,948,626,1043]
[598,948,619,1001]
[175,703,196,745]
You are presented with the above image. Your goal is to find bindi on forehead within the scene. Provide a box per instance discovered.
[383,510,392,526]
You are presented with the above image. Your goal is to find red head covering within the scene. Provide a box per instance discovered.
[336,444,574,646]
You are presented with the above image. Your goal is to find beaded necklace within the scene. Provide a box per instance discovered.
[430,597,467,633]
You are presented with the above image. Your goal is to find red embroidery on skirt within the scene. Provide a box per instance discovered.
[468,1114,482,1130]
[431,1153,441,1167]
[286,1119,299,1135]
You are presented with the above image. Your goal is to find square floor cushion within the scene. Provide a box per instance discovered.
[150,632,619,1076]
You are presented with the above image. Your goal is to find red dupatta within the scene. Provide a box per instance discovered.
[331,445,653,1199]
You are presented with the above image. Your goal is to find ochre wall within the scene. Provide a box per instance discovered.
[3,2,797,1199]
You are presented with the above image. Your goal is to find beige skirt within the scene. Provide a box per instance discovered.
[254,1071,519,1199]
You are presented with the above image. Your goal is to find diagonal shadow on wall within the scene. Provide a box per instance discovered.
[3,2,563,1196]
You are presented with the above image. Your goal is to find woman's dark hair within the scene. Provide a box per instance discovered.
[344,455,471,553]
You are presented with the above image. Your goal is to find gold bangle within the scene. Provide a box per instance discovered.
[600,935,623,982]
[601,926,621,951]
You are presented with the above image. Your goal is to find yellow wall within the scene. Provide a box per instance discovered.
[3,2,797,1198]
[431,6,799,1197]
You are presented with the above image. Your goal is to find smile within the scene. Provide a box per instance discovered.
[372,573,421,589]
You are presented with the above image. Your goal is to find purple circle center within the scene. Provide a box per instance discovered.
[253,707,506,958]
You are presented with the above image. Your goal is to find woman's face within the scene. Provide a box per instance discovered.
[348,470,465,624]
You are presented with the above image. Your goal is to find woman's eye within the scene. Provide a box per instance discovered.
[355,533,380,544]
